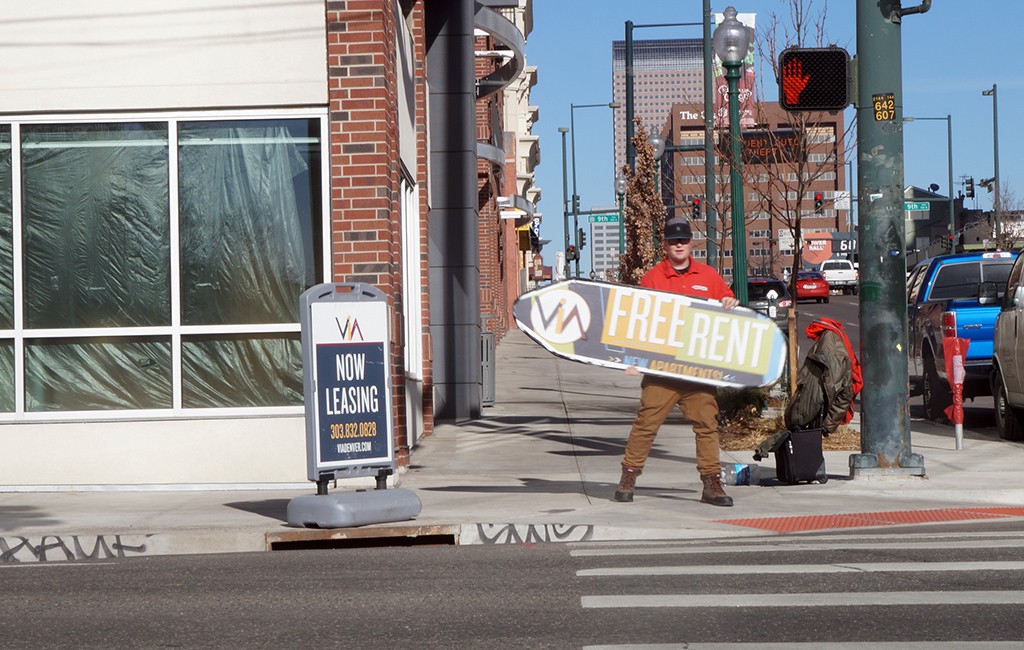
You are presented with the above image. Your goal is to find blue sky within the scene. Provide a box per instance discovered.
[526,1,1022,271]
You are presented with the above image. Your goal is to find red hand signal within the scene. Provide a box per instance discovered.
[782,57,810,105]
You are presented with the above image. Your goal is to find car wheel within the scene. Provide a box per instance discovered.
[922,353,951,423]
[994,373,1024,441]
[852,286,859,295]
[824,296,830,304]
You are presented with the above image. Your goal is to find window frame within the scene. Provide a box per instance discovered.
[0,108,330,421]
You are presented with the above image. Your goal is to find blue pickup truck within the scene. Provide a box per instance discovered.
[906,251,1018,421]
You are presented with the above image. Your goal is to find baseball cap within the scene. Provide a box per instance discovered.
[664,217,693,242]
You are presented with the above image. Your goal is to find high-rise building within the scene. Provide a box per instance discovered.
[587,212,622,280]
[611,38,705,176]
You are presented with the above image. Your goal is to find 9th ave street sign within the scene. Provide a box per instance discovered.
[588,214,619,223]
[904,201,929,211]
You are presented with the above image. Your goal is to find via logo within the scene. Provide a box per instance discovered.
[335,315,365,341]
[529,289,590,345]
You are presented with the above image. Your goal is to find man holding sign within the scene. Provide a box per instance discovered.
[615,217,740,507]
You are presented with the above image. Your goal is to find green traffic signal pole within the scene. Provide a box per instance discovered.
[558,127,570,280]
[851,0,925,477]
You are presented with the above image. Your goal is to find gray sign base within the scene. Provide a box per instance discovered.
[286,489,422,529]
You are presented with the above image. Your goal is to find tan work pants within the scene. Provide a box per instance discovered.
[622,375,722,477]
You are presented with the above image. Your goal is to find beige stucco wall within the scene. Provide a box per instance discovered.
[0,0,327,113]
[0,417,308,487]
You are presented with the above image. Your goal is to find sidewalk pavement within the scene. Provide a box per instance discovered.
[4,330,1024,562]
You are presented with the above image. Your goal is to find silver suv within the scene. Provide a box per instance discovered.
[990,252,1024,440]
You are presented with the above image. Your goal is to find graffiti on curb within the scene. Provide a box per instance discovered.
[1,535,151,563]
[475,523,594,545]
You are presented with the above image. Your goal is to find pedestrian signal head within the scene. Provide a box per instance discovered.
[778,48,850,112]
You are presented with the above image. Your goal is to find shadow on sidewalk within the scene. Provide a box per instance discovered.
[225,499,291,523]
[0,505,61,532]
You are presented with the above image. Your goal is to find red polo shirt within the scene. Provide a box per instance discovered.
[639,258,734,302]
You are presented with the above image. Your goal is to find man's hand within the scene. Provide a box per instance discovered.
[624,366,641,376]
[721,296,739,310]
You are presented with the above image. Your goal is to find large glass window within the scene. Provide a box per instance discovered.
[0,113,324,417]
[178,120,320,326]
[0,126,11,330]
[22,123,170,329]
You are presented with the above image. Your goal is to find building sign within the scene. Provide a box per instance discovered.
[738,129,802,165]
[300,284,394,483]
[802,232,858,266]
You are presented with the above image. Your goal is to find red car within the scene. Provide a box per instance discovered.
[794,271,830,303]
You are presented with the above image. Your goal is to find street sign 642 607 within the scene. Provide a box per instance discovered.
[872,93,895,121]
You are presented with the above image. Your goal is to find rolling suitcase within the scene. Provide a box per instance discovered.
[771,428,828,484]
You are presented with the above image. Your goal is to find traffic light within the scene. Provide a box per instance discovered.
[577,227,586,250]
[965,177,975,198]
[572,194,580,214]
[778,47,850,112]
[566,245,577,261]
[814,192,824,214]
[692,197,702,220]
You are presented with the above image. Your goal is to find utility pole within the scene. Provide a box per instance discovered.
[850,0,925,477]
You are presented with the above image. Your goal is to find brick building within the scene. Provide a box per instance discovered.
[660,101,850,279]
[0,0,538,487]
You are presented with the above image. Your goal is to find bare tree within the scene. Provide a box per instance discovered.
[991,181,1024,251]
[756,1,857,299]
[618,117,667,285]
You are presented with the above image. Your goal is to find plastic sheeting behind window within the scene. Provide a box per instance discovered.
[0,126,12,330]
[25,339,172,411]
[21,123,170,329]
[0,341,12,412]
[178,120,319,326]
[181,334,302,408]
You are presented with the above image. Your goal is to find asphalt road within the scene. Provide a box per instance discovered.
[4,523,1024,648]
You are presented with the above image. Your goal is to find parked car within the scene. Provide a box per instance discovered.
[988,251,1024,440]
[794,270,830,303]
[819,258,858,295]
[907,250,1017,422]
[741,276,792,332]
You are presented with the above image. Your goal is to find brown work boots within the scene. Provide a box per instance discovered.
[700,473,734,507]
[615,467,733,507]
[613,466,642,502]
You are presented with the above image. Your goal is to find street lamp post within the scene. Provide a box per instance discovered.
[616,173,628,256]
[983,84,1000,236]
[904,115,954,246]
[648,126,666,197]
[712,6,750,305]
[570,101,620,278]
[558,127,570,280]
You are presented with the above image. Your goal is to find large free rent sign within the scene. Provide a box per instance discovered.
[513,279,787,389]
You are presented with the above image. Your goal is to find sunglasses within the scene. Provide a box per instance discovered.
[666,238,692,245]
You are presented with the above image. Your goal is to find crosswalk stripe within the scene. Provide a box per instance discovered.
[581,590,1024,608]
[578,561,1024,576]
[571,538,1024,557]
